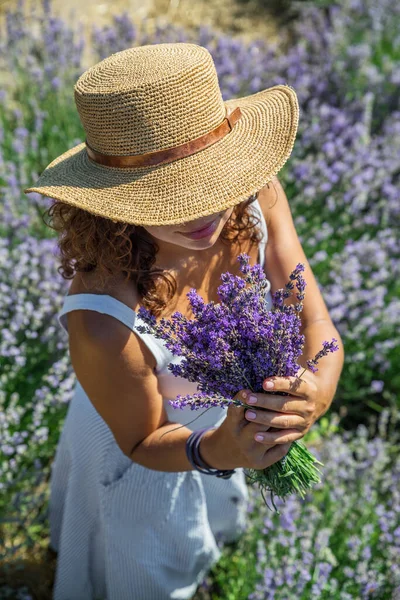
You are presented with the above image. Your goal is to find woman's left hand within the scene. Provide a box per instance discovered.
[241,372,324,445]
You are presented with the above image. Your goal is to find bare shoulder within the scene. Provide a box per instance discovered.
[257,174,293,237]
[67,271,141,335]
[66,271,157,371]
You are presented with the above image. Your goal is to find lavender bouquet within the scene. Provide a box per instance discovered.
[137,254,339,511]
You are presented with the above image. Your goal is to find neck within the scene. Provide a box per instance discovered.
[152,239,226,273]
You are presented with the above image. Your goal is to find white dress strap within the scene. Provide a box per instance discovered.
[58,293,173,374]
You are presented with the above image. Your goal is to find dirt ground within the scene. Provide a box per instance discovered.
[1,0,279,67]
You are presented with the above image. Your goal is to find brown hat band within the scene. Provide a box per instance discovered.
[85,106,242,169]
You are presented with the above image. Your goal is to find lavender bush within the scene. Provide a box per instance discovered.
[0,0,398,595]
[0,230,75,556]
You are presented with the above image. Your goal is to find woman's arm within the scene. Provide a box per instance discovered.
[295,319,344,418]
[258,176,344,417]
[67,309,232,470]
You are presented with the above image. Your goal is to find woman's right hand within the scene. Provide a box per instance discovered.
[201,388,293,471]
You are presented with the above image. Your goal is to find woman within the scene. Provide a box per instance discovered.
[25,43,343,600]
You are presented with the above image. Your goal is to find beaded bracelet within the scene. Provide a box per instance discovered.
[186,427,236,479]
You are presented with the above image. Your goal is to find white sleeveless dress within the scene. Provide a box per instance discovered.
[50,199,273,600]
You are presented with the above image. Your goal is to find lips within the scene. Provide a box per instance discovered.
[179,219,215,234]
[178,216,219,240]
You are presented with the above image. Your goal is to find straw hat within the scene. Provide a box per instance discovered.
[24,43,299,226]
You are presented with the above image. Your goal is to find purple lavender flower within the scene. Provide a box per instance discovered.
[138,254,337,408]
[138,254,339,505]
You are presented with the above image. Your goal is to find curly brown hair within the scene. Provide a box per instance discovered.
[44,186,275,317]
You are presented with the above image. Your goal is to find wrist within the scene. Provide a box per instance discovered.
[200,427,235,471]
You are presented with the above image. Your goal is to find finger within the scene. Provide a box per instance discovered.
[239,423,277,463]
[253,428,304,445]
[226,389,253,428]
[244,408,305,430]
[246,392,309,417]
[240,420,272,440]
[260,442,292,470]
[262,375,309,397]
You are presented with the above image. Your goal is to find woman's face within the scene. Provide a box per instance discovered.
[142,206,235,251]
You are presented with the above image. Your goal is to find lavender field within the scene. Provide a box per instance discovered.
[0,0,399,598]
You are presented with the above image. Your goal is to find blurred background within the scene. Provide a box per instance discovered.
[0,0,399,598]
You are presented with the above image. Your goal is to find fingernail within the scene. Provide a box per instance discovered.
[241,391,248,399]
[247,395,257,404]
[264,381,274,390]
[246,411,256,420]
[255,434,264,442]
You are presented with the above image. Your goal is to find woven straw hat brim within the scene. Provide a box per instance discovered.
[24,85,299,226]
